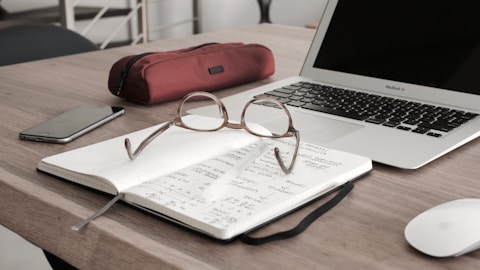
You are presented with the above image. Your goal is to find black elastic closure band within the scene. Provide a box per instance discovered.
[241,181,354,245]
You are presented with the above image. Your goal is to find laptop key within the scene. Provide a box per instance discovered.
[265,90,292,99]
[302,103,367,120]
[287,100,306,107]
[403,119,421,125]
[275,87,296,94]
[283,85,301,91]
[397,126,412,131]
[418,122,455,132]
[365,118,386,124]
[383,121,401,128]
[412,127,430,134]
[289,95,304,101]
[427,132,443,137]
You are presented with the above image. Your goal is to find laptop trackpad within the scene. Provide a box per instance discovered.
[263,112,364,144]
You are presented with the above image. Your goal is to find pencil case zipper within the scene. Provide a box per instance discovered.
[114,43,219,95]
[115,52,154,95]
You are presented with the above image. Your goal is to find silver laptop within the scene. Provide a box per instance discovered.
[192,0,480,169]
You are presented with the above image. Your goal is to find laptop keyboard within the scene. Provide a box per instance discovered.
[256,82,478,138]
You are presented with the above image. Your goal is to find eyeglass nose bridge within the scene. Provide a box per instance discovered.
[224,121,245,130]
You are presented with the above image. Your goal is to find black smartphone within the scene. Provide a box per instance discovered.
[19,104,125,143]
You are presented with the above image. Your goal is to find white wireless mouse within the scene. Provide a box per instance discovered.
[404,198,480,257]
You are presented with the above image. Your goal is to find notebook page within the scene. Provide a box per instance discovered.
[38,115,261,193]
[123,139,371,239]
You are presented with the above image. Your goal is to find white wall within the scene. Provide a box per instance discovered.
[149,0,327,40]
[2,0,327,43]
[147,0,194,41]
[199,0,326,33]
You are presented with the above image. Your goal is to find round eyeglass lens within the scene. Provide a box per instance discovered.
[179,93,226,131]
[243,98,290,137]
[243,98,297,172]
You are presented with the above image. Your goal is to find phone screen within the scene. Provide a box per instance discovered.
[19,104,125,143]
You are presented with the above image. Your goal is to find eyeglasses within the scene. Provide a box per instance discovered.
[124,91,300,174]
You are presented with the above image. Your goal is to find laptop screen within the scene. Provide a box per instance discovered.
[313,0,480,96]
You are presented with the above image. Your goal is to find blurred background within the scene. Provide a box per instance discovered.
[1,0,326,48]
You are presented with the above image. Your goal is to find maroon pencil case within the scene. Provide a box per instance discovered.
[108,42,275,105]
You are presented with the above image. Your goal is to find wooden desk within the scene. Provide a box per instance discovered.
[1,24,479,269]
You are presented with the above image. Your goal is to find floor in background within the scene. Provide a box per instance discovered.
[0,225,52,270]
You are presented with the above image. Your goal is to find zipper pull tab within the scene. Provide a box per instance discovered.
[115,52,155,96]
[115,68,128,95]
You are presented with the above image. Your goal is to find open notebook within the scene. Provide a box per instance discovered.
[37,115,371,240]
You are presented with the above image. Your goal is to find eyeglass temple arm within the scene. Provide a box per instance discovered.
[274,130,300,174]
[125,121,175,160]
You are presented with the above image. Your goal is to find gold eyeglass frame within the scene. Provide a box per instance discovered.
[124,91,300,174]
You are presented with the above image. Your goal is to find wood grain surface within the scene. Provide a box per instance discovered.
[1,24,479,269]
